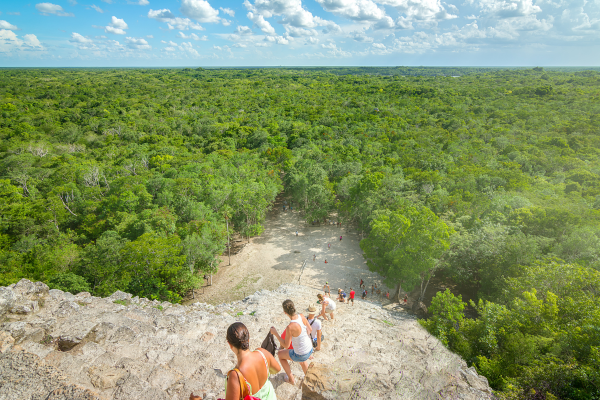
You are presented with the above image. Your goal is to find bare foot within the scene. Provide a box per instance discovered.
[284,374,296,385]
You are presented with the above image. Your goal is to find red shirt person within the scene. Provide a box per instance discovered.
[349,289,355,305]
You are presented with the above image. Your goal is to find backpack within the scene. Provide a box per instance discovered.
[260,332,277,356]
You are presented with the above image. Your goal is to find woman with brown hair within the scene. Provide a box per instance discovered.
[270,299,313,385]
[190,322,280,400]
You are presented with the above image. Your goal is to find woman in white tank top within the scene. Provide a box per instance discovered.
[270,299,314,386]
[317,293,336,320]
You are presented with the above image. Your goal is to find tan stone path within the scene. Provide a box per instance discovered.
[190,200,390,305]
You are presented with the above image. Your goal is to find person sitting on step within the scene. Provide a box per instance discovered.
[337,288,347,303]
[190,322,280,400]
[270,300,314,386]
[306,304,323,351]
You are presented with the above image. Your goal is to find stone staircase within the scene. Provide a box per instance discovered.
[1,279,495,399]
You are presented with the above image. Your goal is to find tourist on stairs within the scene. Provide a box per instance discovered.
[189,322,280,400]
[316,293,336,320]
[270,300,314,385]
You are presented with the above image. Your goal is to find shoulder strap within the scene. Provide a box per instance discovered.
[255,349,269,374]
[230,368,249,400]
[309,318,315,326]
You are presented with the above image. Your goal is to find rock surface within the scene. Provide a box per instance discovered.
[0,279,495,399]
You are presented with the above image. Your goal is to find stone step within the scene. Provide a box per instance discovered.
[1,280,494,400]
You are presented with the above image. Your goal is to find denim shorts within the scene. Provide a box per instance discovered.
[289,347,313,362]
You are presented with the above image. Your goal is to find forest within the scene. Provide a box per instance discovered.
[1,67,599,399]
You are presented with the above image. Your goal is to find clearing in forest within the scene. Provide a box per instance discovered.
[189,200,389,305]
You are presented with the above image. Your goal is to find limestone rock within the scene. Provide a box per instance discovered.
[0,287,17,317]
[0,282,495,400]
[12,279,49,298]
[0,331,15,353]
[302,362,358,399]
[108,291,132,302]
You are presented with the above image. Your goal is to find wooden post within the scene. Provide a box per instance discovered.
[226,216,231,266]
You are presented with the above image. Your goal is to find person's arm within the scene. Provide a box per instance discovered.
[316,329,321,351]
[319,302,328,319]
[301,314,312,336]
[225,370,242,400]
[259,348,282,375]
[271,326,292,349]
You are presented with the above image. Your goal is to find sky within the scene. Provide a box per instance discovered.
[0,0,599,67]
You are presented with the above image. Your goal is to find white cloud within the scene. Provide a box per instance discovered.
[68,0,77,4]
[245,0,340,33]
[162,40,201,56]
[247,12,276,35]
[149,8,176,20]
[315,0,386,22]
[222,19,232,26]
[147,34,154,38]
[0,29,21,53]
[372,42,386,48]
[266,35,290,44]
[285,26,318,37]
[105,26,126,34]
[69,32,97,49]
[148,9,205,30]
[378,0,457,23]
[0,20,18,30]
[220,7,235,17]
[476,0,541,18]
[23,34,44,50]
[91,5,103,13]
[104,16,128,35]
[35,3,74,17]
[236,25,254,35]
[320,42,352,56]
[110,16,128,29]
[178,32,206,40]
[233,42,247,47]
[0,30,45,53]
[70,32,93,43]
[350,30,374,42]
[125,36,151,49]
[128,0,150,4]
[180,0,220,23]
[373,15,396,29]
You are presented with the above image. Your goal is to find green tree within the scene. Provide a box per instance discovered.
[121,233,190,303]
[360,204,453,302]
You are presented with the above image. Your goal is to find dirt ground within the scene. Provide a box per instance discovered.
[187,199,391,305]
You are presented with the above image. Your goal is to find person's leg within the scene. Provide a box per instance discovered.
[278,349,296,385]
[300,360,310,374]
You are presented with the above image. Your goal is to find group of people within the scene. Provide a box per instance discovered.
[282,200,293,212]
[322,281,356,306]
[358,279,390,301]
[190,295,330,400]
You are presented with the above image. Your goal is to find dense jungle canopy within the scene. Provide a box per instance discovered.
[1,67,599,399]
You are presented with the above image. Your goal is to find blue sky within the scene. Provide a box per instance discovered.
[1,0,599,67]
